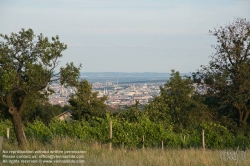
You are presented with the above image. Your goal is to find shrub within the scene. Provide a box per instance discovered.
[25,119,52,142]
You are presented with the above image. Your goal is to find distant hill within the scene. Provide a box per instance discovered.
[80,72,190,84]
[80,72,189,77]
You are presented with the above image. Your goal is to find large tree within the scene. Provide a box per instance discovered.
[0,29,81,146]
[199,18,250,129]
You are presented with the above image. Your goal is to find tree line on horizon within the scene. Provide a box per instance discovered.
[0,17,250,147]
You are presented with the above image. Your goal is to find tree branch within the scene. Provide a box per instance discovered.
[0,96,7,107]
[18,97,26,114]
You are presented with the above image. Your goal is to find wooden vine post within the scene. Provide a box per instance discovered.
[142,135,145,150]
[0,136,3,152]
[7,128,10,139]
[202,128,205,150]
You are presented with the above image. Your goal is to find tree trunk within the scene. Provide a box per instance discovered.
[9,107,27,147]
[243,110,250,123]
[236,108,249,134]
[234,103,249,128]
[238,109,243,127]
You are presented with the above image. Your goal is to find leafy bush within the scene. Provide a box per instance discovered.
[232,134,250,150]
[202,122,232,149]
[0,120,15,142]
[25,119,52,142]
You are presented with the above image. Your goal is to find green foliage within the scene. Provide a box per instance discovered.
[23,103,64,125]
[0,28,81,145]
[146,70,210,132]
[60,62,82,87]
[25,119,52,142]
[233,134,250,150]
[146,94,172,126]
[0,28,81,110]
[69,79,107,121]
[0,29,66,100]
[49,118,71,137]
[201,122,232,148]
[199,18,250,128]
[0,120,15,142]
[116,100,144,123]
[0,115,249,149]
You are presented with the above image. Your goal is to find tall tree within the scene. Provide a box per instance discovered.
[0,29,81,146]
[162,70,194,131]
[199,18,250,129]
[147,70,209,131]
[68,79,107,121]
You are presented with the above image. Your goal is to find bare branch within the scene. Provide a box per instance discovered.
[0,96,7,107]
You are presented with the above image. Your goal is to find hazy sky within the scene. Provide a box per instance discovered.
[0,0,249,72]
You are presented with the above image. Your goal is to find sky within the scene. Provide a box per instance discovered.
[0,0,249,73]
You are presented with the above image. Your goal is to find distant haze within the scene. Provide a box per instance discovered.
[80,72,189,83]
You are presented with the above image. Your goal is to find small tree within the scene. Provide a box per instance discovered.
[0,29,81,146]
[69,79,107,121]
[116,100,143,122]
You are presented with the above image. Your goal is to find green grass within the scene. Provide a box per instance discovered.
[1,137,249,166]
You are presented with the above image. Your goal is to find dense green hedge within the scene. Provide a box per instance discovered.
[0,115,249,149]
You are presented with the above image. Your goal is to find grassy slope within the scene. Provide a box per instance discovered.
[1,137,249,166]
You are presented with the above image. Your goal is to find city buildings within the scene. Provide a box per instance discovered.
[47,81,163,108]
[48,80,207,108]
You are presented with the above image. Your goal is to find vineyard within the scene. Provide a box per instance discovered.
[1,114,249,150]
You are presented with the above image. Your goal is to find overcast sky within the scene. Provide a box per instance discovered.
[0,0,249,72]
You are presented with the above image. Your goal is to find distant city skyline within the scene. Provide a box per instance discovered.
[0,0,249,72]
